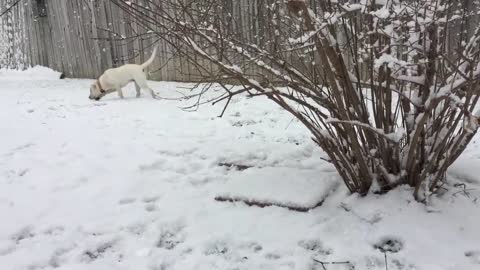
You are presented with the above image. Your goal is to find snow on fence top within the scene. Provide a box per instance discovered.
[0,66,62,81]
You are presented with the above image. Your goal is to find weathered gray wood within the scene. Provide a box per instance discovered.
[2,0,479,82]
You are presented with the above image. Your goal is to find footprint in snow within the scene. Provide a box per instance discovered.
[202,239,266,263]
[391,259,416,270]
[143,195,161,203]
[118,198,136,205]
[298,239,331,255]
[125,222,147,236]
[138,159,167,171]
[11,226,35,244]
[43,226,65,236]
[374,237,403,253]
[49,246,75,268]
[156,223,185,250]
[203,240,229,255]
[465,250,480,264]
[239,241,263,253]
[4,143,35,157]
[0,245,16,256]
[143,196,161,212]
[145,203,159,212]
[81,240,117,262]
[264,253,282,260]
[149,261,171,270]
[17,168,29,177]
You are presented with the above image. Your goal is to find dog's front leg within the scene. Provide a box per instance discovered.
[116,88,124,99]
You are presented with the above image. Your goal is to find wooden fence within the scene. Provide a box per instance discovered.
[1,0,280,81]
[0,0,479,81]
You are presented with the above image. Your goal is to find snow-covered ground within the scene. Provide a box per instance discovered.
[0,67,479,270]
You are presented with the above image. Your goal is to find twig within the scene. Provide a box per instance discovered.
[384,251,388,270]
[313,259,351,270]
[452,183,477,200]
[0,0,22,17]
[212,86,253,118]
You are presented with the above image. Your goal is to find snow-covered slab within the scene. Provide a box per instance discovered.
[215,166,339,211]
[449,157,480,186]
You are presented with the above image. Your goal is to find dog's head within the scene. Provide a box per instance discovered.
[89,81,107,101]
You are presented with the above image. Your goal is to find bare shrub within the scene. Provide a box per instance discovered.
[112,0,480,201]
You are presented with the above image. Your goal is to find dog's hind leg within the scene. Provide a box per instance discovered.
[144,84,157,99]
[135,74,157,99]
[134,82,141,98]
[116,88,124,99]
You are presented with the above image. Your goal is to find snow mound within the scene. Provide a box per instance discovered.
[0,66,62,81]
[215,167,339,211]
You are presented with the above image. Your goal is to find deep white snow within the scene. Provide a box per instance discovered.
[0,67,479,270]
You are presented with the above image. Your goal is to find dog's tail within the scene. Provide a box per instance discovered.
[141,45,158,69]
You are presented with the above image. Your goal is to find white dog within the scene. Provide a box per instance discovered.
[89,46,158,101]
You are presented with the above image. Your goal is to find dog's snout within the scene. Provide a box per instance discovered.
[89,95,100,101]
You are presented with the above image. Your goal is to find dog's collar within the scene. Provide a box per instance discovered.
[96,80,106,93]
